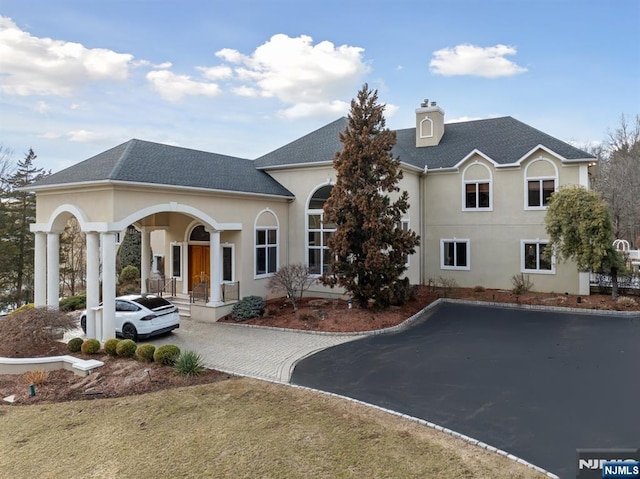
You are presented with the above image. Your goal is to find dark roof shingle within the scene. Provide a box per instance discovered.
[32,139,294,197]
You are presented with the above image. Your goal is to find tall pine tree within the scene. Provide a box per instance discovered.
[0,148,48,307]
[322,85,420,308]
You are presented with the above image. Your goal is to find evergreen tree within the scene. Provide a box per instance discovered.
[322,85,420,308]
[117,226,142,274]
[0,148,48,307]
[60,217,86,296]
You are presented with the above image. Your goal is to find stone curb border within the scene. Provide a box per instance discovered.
[289,384,561,479]
[211,366,559,479]
[220,297,637,337]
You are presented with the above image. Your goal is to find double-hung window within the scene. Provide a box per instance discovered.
[465,182,490,209]
[527,179,555,208]
[307,185,335,275]
[462,162,492,211]
[440,239,470,270]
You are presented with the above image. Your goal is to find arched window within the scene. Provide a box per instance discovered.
[524,158,558,210]
[419,117,434,138]
[255,209,279,277]
[189,225,210,242]
[307,185,335,275]
[462,161,493,211]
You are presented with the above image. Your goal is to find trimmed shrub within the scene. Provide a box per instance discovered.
[174,351,205,378]
[81,338,101,355]
[67,337,84,353]
[116,339,137,358]
[119,265,140,283]
[154,344,181,365]
[104,338,120,356]
[232,295,266,321]
[59,294,86,312]
[135,343,156,362]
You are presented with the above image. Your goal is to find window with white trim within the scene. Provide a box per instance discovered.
[170,243,182,279]
[307,184,335,275]
[524,158,558,209]
[255,228,277,276]
[521,240,554,273]
[222,244,234,282]
[462,162,492,210]
[440,239,470,270]
[527,179,555,208]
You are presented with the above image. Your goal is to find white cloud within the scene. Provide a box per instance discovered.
[278,100,350,119]
[39,132,61,139]
[36,101,49,113]
[0,16,134,96]
[430,44,527,78]
[384,103,399,118]
[212,34,370,118]
[447,115,486,123]
[197,65,233,80]
[67,129,106,143]
[146,69,222,102]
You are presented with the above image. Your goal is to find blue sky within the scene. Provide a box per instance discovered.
[1,0,639,173]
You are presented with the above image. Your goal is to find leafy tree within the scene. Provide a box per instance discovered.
[545,186,624,299]
[321,84,420,308]
[0,148,48,308]
[590,114,640,246]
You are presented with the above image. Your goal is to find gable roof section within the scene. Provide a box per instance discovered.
[30,139,294,197]
[255,117,347,169]
[256,116,593,171]
[396,116,593,170]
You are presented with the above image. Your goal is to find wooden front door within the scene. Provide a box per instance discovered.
[188,245,210,291]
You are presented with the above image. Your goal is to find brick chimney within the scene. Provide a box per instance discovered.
[415,99,445,147]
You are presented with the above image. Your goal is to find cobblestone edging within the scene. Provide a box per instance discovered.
[287,383,560,479]
[222,297,637,338]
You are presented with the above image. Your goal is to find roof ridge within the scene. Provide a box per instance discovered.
[108,139,137,180]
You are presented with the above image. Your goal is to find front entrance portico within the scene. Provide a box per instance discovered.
[31,200,241,340]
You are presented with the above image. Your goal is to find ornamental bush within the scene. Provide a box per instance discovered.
[81,338,101,355]
[116,339,137,358]
[59,294,86,312]
[135,343,156,362]
[104,338,120,356]
[154,344,181,365]
[67,337,84,353]
[173,350,206,378]
[231,296,266,321]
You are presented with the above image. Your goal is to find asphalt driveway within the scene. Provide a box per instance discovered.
[291,302,640,478]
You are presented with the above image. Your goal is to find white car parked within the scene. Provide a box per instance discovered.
[80,294,180,341]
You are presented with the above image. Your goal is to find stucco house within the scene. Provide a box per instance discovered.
[27,100,595,338]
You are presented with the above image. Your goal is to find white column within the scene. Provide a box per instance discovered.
[34,232,47,307]
[208,230,222,305]
[85,232,100,339]
[101,232,117,340]
[140,227,151,294]
[46,232,60,309]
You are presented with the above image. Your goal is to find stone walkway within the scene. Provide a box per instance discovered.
[147,319,366,383]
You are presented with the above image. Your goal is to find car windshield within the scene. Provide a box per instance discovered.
[132,296,173,310]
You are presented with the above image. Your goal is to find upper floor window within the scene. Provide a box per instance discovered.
[462,162,492,211]
[255,210,279,278]
[524,158,558,210]
[307,184,335,275]
[440,238,470,270]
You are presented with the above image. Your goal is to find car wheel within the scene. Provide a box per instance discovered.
[80,316,86,333]
[122,323,137,341]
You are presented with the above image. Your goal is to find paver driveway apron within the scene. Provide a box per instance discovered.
[148,319,363,383]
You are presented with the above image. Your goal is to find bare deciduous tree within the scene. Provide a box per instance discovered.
[267,263,315,312]
[591,114,640,246]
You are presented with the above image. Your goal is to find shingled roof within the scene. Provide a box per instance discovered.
[255,116,593,170]
[31,139,294,197]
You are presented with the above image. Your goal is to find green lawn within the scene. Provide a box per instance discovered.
[0,378,546,478]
